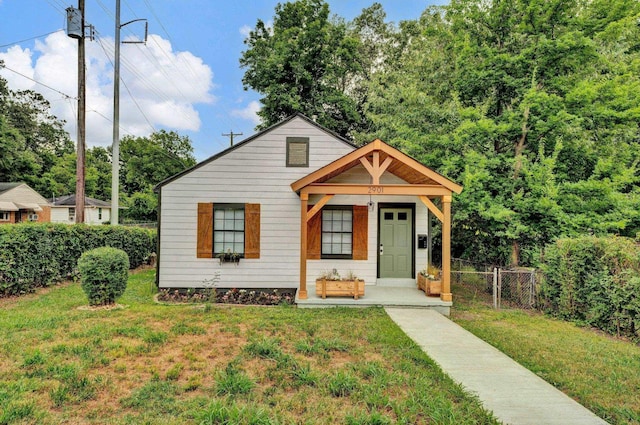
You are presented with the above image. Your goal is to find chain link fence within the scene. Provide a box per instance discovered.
[452,259,543,310]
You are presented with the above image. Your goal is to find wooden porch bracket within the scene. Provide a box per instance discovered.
[306,194,333,222]
[419,195,443,223]
[359,153,393,185]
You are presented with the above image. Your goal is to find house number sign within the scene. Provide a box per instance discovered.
[368,186,384,194]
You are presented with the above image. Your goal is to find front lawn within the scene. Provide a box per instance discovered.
[451,278,640,425]
[0,269,498,424]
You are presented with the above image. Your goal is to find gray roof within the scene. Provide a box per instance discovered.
[50,194,111,207]
[154,112,357,191]
[0,182,23,195]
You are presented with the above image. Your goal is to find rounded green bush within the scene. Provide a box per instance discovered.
[78,247,130,306]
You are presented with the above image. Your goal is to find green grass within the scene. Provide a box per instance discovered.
[0,269,498,424]
[451,278,640,425]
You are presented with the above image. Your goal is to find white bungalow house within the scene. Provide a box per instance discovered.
[155,114,462,306]
[49,194,111,225]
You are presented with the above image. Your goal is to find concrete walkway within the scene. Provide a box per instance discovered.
[385,308,608,425]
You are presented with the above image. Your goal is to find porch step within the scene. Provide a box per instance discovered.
[374,278,416,287]
[296,284,451,316]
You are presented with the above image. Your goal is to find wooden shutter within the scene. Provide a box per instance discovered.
[307,206,321,260]
[352,205,368,260]
[244,203,260,259]
[197,203,214,258]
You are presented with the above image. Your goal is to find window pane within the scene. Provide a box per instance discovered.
[331,220,342,231]
[224,231,234,242]
[332,210,342,221]
[322,210,331,220]
[235,209,244,220]
[332,243,341,253]
[214,232,223,242]
[342,243,352,254]
[214,219,224,229]
[214,243,223,253]
[215,210,224,220]
[342,234,351,244]
[322,243,331,253]
[384,212,393,220]
[342,210,352,221]
[234,243,244,254]
[343,219,352,232]
[235,233,244,244]
[235,219,244,231]
[322,233,331,244]
[398,212,407,221]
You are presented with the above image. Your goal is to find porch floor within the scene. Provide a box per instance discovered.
[295,281,452,316]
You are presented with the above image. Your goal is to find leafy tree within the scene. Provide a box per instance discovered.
[0,76,74,192]
[240,0,366,138]
[119,130,196,195]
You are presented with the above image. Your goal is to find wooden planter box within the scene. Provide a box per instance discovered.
[316,279,365,300]
[417,274,441,297]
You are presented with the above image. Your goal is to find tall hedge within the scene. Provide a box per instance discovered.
[540,236,640,339]
[0,223,156,296]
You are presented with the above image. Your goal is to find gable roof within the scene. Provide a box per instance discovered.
[0,182,22,195]
[50,194,111,207]
[291,139,463,194]
[0,182,50,206]
[154,113,356,191]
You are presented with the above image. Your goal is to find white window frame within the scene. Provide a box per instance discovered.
[0,211,10,221]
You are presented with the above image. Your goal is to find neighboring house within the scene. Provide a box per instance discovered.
[0,182,51,224]
[49,194,111,225]
[155,113,462,303]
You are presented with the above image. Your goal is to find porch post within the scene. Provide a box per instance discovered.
[441,195,452,302]
[299,193,309,299]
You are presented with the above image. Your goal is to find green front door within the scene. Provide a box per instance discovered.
[379,207,413,278]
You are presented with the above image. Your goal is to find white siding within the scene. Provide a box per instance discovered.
[51,206,111,225]
[305,167,429,286]
[158,117,355,289]
[158,116,430,289]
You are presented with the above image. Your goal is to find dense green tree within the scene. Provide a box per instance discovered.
[240,0,366,138]
[359,0,640,266]
[118,130,196,195]
[0,76,74,192]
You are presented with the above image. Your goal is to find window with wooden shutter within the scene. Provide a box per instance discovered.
[197,202,261,259]
[307,206,321,260]
[307,205,368,260]
[244,203,260,258]
[352,205,368,260]
[197,203,214,258]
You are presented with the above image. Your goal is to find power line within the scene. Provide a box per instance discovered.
[0,30,65,49]
[0,63,76,99]
[95,36,155,133]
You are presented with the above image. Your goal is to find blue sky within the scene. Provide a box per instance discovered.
[1,0,446,161]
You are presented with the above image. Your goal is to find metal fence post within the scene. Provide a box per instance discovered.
[492,267,498,309]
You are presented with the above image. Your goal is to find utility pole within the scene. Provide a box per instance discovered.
[66,1,86,223]
[111,0,147,226]
[111,0,121,226]
[222,130,243,147]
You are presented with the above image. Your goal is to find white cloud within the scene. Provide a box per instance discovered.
[0,31,215,148]
[239,25,252,39]
[231,100,261,125]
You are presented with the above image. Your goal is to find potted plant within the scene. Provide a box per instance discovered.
[417,264,441,296]
[217,249,240,265]
[316,269,365,300]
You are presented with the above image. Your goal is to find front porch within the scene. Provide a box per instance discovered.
[295,279,452,316]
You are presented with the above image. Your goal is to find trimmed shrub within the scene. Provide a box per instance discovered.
[78,247,129,306]
[540,236,640,339]
[0,223,155,297]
